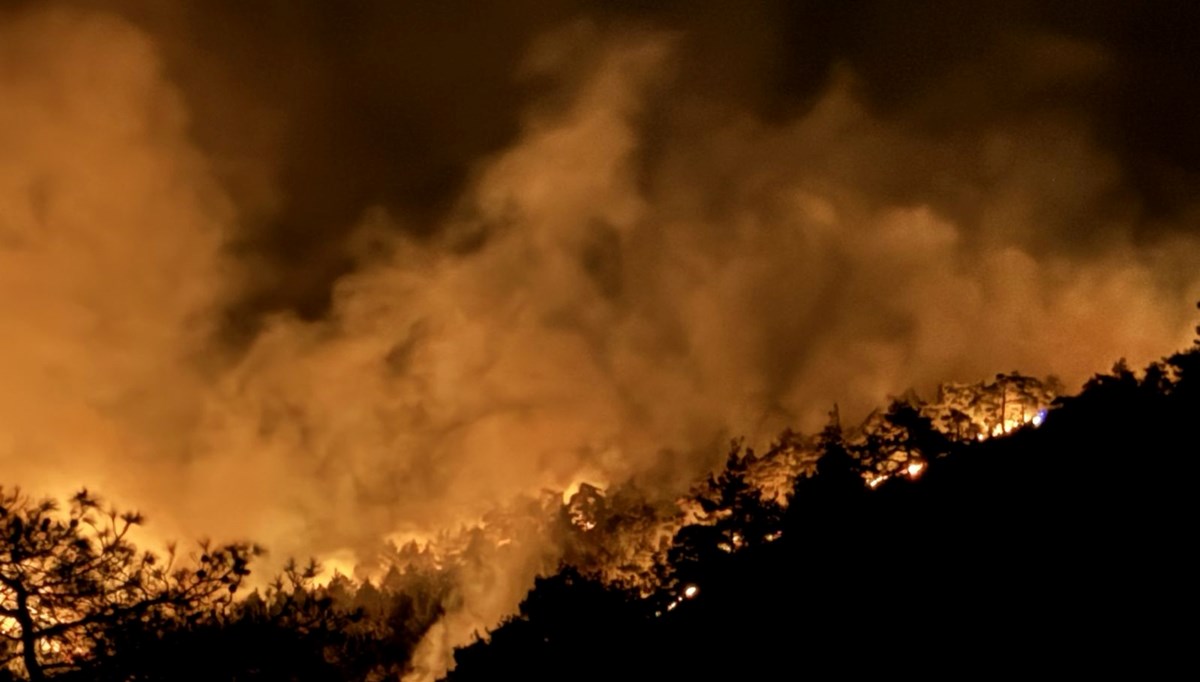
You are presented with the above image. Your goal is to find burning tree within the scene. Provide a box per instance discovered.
[923,372,1058,441]
[667,445,786,589]
[0,488,259,680]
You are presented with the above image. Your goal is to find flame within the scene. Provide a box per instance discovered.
[561,474,609,505]
[865,459,926,489]
[562,480,586,506]
[924,375,1056,443]
[314,549,359,585]
[992,410,1048,437]
[662,586,698,614]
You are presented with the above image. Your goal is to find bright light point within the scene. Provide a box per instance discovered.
[867,475,888,489]
[667,601,677,611]
[906,461,925,478]
[1032,409,1047,427]
[683,585,698,599]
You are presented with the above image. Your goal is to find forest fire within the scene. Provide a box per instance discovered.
[657,584,699,617]
[922,374,1057,444]
[3,1,1200,679]
[865,459,926,489]
[2,344,1199,679]
[979,408,1050,439]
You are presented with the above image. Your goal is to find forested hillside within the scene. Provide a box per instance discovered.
[451,344,1199,680]
[3,339,1195,680]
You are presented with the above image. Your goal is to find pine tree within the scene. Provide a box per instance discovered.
[0,489,257,680]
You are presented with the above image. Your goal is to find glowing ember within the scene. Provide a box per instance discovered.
[865,460,925,489]
[683,585,698,599]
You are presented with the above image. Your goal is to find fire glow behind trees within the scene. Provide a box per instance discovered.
[2,1,1200,678]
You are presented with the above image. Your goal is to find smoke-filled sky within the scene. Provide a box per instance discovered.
[3,0,1199,605]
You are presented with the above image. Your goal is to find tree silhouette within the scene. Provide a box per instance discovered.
[667,443,785,584]
[0,488,258,680]
[434,338,1200,680]
[846,399,946,478]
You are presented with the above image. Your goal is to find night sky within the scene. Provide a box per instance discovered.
[6,1,1192,319]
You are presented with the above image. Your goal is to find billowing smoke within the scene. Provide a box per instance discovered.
[0,6,235,525]
[3,1,1200,678]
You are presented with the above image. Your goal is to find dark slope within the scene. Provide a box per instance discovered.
[449,349,1200,681]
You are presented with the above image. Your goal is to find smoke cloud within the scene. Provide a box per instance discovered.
[0,6,234,524]
[3,1,1200,677]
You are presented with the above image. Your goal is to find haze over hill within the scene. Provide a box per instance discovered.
[2,2,1199,678]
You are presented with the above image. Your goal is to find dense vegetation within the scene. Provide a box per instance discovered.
[449,347,1199,680]
[3,336,1197,680]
